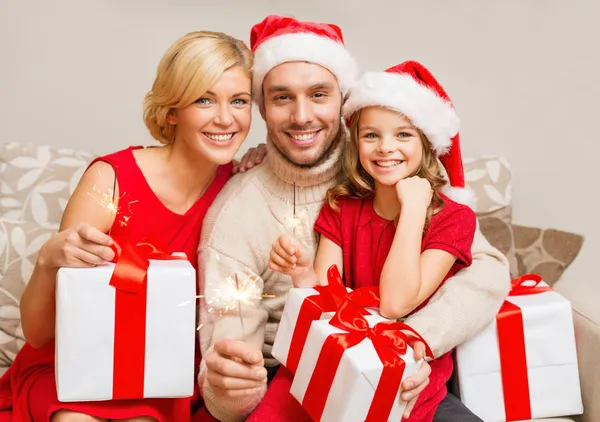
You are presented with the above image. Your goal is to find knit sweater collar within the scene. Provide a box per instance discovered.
[265,130,346,188]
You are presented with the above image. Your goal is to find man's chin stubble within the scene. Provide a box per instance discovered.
[274,130,341,168]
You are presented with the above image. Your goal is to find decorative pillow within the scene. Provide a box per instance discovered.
[0,142,94,229]
[0,219,56,372]
[477,208,518,279]
[463,156,512,214]
[463,156,518,278]
[512,224,584,286]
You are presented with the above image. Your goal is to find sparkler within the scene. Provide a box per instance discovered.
[234,273,245,335]
[205,271,267,311]
[181,252,276,336]
[87,166,137,232]
[284,182,306,249]
[200,271,276,335]
[292,182,296,242]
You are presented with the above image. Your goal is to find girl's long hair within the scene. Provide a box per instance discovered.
[327,109,447,228]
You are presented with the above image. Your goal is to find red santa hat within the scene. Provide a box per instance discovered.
[250,15,358,104]
[342,60,475,208]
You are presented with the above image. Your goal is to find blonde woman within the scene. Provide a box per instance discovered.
[0,31,254,422]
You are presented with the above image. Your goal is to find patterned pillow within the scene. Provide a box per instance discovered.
[463,156,518,278]
[512,224,584,286]
[0,219,56,372]
[0,142,94,229]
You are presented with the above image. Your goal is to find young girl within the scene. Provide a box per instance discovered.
[0,31,255,422]
[269,61,477,422]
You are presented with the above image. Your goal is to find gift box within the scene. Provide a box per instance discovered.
[456,274,583,421]
[290,301,430,422]
[272,265,378,374]
[55,242,197,402]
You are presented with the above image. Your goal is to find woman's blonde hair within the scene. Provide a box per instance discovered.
[327,108,447,229]
[143,31,253,144]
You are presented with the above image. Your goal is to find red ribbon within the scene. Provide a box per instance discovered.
[108,235,183,399]
[497,273,551,421]
[302,297,433,422]
[508,273,551,296]
[286,265,379,373]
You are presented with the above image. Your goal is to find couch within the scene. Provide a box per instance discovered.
[0,142,596,421]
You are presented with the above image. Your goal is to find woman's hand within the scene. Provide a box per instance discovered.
[38,222,115,269]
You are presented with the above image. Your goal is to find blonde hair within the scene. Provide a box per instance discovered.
[327,109,447,229]
[143,31,253,144]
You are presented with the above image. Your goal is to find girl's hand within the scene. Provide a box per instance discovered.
[269,234,311,277]
[37,222,115,270]
[395,176,433,210]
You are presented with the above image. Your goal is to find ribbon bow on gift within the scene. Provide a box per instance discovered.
[507,273,552,297]
[497,273,552,421]
[314,264,380,309]
[302,296,434,422]
[109,234,185,293]
[287,265,379,373]
[107,235,186,399]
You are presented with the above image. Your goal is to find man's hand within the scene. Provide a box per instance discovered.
[205,338,268,399]
[401,341,432,420]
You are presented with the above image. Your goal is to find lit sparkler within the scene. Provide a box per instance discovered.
[283,182,308,248]
[184,251,276,335]
[87,167,137,232]
[203,272,276,335]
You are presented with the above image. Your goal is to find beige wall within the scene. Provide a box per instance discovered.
[1,0,598,282]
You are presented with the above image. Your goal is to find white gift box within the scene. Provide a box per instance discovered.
[456,281,583,421]
[55,258,197,402]
[272,287,338,372]
[272,286,376,373]
[291,314,421,422]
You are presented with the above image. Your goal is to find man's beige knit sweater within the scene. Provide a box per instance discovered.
[197,135,511,422]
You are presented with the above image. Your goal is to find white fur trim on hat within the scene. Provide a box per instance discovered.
[342,72,459,155]
[252,33,358,105]
[442,185,476,209]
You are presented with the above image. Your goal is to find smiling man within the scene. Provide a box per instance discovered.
[197,14,509,422]
[196,17,370,421]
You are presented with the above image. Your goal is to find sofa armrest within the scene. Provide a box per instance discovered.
[554,275,600,422]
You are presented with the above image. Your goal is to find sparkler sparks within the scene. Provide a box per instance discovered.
[87,167,137,230]
[182,251,276,335]
[205,271,267,312]
[283,182,308,245]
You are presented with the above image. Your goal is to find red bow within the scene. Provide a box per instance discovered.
[286,265,379,373]
[109,234,183,293]
[508,273,551,296]
[302,296,433,422]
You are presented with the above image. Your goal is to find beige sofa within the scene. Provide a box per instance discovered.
[0,142,597,421]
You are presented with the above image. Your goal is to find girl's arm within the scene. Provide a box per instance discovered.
[379,203,456,319]
[20,161,116,348]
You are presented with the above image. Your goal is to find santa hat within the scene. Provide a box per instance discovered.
[342,61,475,208]
[250,15,358,104]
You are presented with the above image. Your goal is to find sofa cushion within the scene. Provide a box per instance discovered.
[0,142,94,229]
[0,219,55,373]
[512,224,584,286]
[464,156,518,278]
